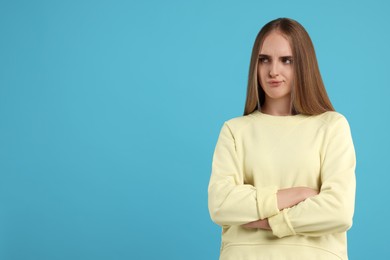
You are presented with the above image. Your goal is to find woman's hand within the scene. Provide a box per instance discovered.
[242,218,271,230]
[242,187,318,230]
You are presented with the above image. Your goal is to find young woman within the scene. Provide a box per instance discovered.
[208,18,356,260]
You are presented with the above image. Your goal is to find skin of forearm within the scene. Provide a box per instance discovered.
[242,187,318,229]
[277,187,318,210]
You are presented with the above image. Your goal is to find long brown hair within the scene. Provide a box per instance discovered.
[243,18,334,116]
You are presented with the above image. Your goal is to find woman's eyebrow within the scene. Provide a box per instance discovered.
[259,54,293,59]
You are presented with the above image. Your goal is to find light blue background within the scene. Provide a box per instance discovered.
[1,0,389,259]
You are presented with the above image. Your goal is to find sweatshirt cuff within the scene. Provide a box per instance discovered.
[268,209,296,238]
[256,186,279,219]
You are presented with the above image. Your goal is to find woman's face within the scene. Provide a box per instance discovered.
[258,31,293,103]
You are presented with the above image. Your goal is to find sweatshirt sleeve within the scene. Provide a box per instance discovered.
[208,122,280,226]
[268,114,356,237]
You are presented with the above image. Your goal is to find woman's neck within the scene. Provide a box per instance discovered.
[261,98,292,116]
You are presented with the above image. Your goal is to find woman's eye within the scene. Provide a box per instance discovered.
[259,57,269,63]
[282,58,293,64]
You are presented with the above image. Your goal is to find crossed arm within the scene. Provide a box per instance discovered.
[241,187,318,230]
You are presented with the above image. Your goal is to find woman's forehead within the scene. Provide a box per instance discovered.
[259,31,292,56]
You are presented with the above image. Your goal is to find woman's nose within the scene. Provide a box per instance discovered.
[269,62,279,77]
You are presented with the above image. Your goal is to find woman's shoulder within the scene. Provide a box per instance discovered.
[222,113,256,134]
[314,111,351,131]
[315,111,349,123]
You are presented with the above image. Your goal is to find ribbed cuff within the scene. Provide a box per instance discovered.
[256,186,279,219]
[268,209,296,238]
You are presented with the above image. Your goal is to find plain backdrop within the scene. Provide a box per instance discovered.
[1,0,389,259]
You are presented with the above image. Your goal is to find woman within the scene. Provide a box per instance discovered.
[208,18,356,260]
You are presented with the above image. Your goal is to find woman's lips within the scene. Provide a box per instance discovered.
[267,80,283,87]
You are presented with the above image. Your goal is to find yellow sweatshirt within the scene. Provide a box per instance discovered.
[208,110,356,260]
